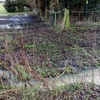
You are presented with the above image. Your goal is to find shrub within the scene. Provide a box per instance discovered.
[16,0,24,12]
[4,0,26,12]
[4,0,16,12]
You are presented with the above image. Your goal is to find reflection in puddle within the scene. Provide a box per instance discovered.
[0,24,22,29]
[0,15,40,29]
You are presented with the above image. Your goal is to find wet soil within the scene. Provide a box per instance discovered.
[0,15,100,77]
[0,15,100,100]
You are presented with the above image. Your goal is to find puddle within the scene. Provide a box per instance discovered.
[0,15,41,29]
[2,67,100,88]
[52,67,100,87]
[0,24,22,29]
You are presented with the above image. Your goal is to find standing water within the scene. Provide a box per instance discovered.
[0,15,41,29]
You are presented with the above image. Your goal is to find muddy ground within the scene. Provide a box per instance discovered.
[0,15,100,100]
[0,15,100,77]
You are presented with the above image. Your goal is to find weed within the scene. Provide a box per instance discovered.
[21,86,40,100]
[98,50,100,53]
[94,62,100,68]
[67,45,78,51]
[65,67,71,73]
[0,49,4,53]
[33,65,59,77]
[84,53,91,58]
[23,43,36,49]
[0,83,11,91]
[16,65,30,80]
[83,62,89,66]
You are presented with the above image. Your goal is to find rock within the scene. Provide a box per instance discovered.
[0,70,17,81]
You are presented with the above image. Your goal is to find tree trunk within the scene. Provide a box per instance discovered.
[39,0,45,16]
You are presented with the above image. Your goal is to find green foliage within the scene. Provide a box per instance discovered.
[38,41,60,60]
[33,65,59,77]
[20,83,100,100]
[0,83,11,90]
[24,6,31,12]
[0,49,4,53]
[21,86,40,100]
[64,83,83,92]
[58,0,99,13]
[24,44,36,49]
[4,0,27,12]
[98,50,100,53]
[94,62,100,68]
[16,65,30,80]
[84,53,91,58]
[4,0,16,12]
[83,62,89,66]
[59,0,85,9]
[15,0,25,12]
[65,67,71,73]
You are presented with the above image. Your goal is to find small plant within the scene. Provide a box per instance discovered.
[94,62,100,68]
[16,65,30,80]
[0,49,4,53]
[98,50,100,53]
[84,53,91,58]
[83,62,89,66]
[0,83,11,91]
[33,65,59,78]
[24,43,36,49]
[38,41,47,52]
[65,67,71,73]
[21,86,40,100]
